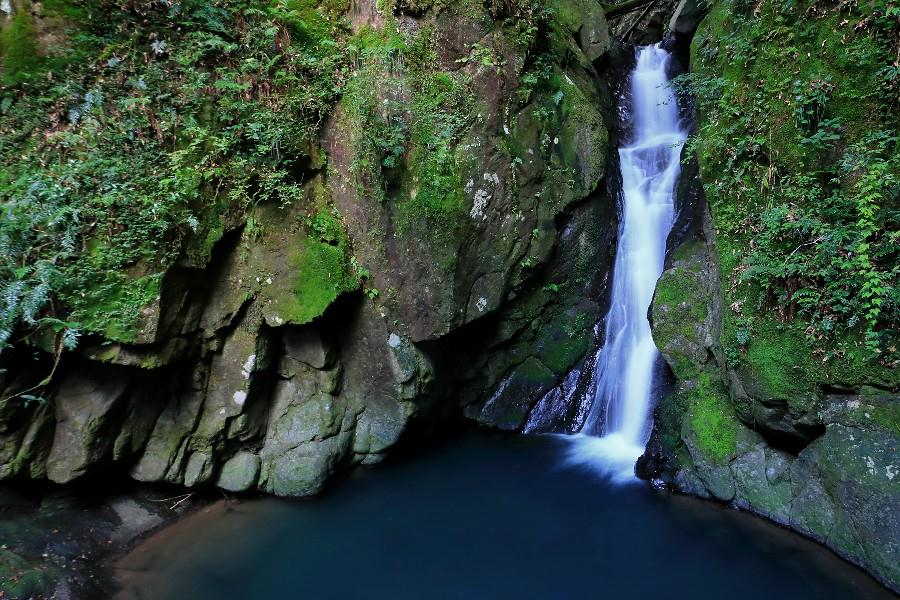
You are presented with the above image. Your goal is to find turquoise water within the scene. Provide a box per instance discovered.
[115,432,891,599]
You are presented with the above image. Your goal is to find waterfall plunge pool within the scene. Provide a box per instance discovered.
[114,432,890,599]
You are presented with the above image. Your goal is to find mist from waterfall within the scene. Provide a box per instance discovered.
[567,44,687,481]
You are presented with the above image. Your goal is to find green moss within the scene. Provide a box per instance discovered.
[556,70,607,195]
[516,356,556,386]
[280,210,358,325]
[740,318,820,399]
[654,382,692,462]
[65,273,163,343]
[651,243,711,380]
[654,269,705,321]
[870,402,900,437]
[0,549,57,599]
[534,310,591,375]
[0,10,40,86]
[688,372,739,464]
[724,314,900,400]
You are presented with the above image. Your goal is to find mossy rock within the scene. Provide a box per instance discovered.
[651,239,715,381]
[469,357,557,430]
[532,307,592,376]
[0,549,57,599]
[231,198,359,329]
[682,372,740,465]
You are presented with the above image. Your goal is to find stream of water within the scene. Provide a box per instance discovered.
[568,44,686,480]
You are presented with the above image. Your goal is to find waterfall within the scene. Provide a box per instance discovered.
[567,44,686,481]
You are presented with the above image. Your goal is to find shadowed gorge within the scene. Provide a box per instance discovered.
[1,0,898,597]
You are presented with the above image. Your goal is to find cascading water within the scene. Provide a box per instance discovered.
[567,44,687,481]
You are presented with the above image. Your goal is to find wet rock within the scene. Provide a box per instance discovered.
[469,357,556,430]
[45,368,131,484]
[183,451,214,487]
[193,323,268,448]
[216,452,261,493]
[340,301,432,460]
[669,0,709,38]
[262,430,354,497]
[258,374,351,497]
[576,0,610,63]
[130,390,204,484]
[729,446,792,525]
[281,326,334,373]
[108,497,165,544]
[673,466,710,498]
[814,423,900,590]
[0,402,54,481]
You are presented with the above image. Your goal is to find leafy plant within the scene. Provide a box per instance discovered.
[690,0,899,367]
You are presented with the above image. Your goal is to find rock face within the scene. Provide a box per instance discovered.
[646,169,900,592]
[642,5,900,588]
[668,0,709,38]
[0,0,618,500]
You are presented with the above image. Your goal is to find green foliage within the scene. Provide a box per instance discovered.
[1,0,350,348]
[341,21,474,232]
[687,0,900,370]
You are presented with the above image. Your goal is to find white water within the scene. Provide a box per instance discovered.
[567,44,687,481]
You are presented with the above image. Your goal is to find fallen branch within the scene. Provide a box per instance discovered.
[603,0,657,20]
[623,0,659,40]
[151,493,194,510]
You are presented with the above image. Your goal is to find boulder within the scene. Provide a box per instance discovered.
[669,0,709,37]
[45,368,130,483]
[216,452,261,493]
